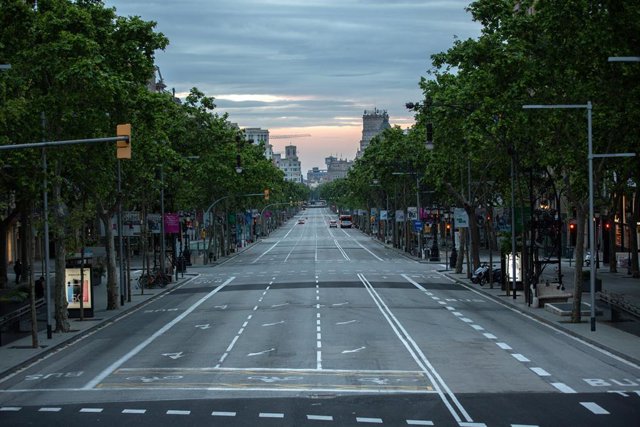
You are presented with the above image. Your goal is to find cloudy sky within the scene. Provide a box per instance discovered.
[105,0,481,172]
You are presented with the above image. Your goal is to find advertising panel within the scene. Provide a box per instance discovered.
[164,213,180,233]
[65,267,93,318]
[147,213,162,234]
[454,208,469,228]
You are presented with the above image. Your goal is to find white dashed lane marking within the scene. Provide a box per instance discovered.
[307,414,334,421]
[167,410,190,415]
[356,417,383,423]
[530,367,551,377]
[552,382,577,393]
[580,402,610,415]
[211,411,236,417]
[259,412,285,418]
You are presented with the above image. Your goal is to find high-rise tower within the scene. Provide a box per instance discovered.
[356,108,390,158]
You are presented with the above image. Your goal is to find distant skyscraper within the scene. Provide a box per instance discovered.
[356,108,390,158]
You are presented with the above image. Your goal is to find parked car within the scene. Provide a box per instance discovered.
[329,219,338,228]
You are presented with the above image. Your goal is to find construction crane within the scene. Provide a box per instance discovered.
[270,134,311,139]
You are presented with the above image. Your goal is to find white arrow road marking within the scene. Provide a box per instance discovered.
[342,346,365,354]
[336,320,357,325]
[195,324,211,329]
[332,302,349,306]
[262,321,285,327]
[214,305,228,310]
[162,352,184,360]
[248,348,276,357]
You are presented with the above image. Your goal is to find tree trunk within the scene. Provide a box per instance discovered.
[28,203,38,348]
[630,189,639,277]
[54,238,69,332]
[51,177,70,333]
[571,204,586,323]
[456,229,465,274]
[100,212,119,310]
[466,205,481,270]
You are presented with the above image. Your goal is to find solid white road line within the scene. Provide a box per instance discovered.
[360,273,472,424]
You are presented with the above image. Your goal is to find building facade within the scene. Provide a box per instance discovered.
[244,127,273,160]
[356,108,390,158]
[273,145,303,183]
[325,156,352,181]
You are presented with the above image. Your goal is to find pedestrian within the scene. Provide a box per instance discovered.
[35,276,45,299]
[13,260,22,284]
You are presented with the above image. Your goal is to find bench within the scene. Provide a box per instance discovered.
[533,283,572,308]
[598,290,640,322]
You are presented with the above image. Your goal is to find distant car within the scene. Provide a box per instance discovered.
[329,219,338,228]
[297,219,305,224]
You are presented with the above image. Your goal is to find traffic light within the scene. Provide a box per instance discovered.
[264,188,270,201]
[116,123,131,159]
[569,222,576,246]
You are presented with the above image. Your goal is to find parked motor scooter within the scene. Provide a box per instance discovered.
[471,264,490,285]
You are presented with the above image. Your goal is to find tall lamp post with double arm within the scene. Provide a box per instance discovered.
[406,102,437,260]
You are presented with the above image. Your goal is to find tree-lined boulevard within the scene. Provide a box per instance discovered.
[1,208,639,426]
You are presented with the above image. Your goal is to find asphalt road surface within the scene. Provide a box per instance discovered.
[1,208,638,426]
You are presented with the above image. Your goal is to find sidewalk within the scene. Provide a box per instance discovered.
[380,237,640,366]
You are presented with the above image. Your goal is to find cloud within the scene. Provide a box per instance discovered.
[105,0,481,170]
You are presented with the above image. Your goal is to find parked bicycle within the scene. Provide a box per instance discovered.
[136,270,171,289]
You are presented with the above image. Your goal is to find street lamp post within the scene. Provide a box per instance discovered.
[523,102,635,331]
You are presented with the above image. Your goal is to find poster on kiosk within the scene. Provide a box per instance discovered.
[65,267,93,318]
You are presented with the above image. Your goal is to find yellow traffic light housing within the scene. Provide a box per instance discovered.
[264,189,270,200]
[116,123,132,159]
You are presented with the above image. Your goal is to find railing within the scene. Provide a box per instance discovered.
[0,298,45,346]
